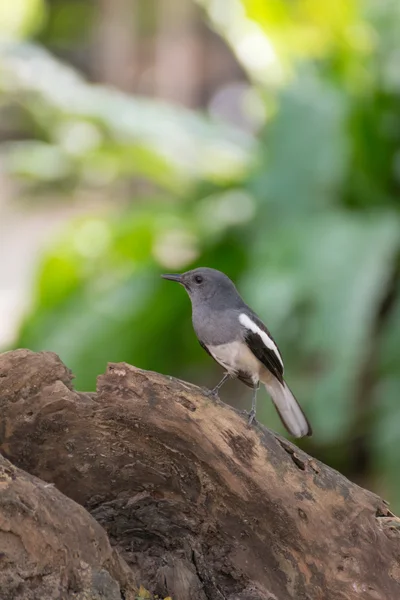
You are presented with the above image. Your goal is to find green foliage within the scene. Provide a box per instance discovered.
[1,0,400,514]
[0,43,253,191]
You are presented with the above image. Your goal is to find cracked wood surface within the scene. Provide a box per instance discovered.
[0,454,136,600]
[0,349,399,600]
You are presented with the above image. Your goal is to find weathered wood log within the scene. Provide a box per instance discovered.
[0,454,136,600]
[0,349,399,600]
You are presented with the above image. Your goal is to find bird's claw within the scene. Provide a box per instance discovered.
[243,409,256,426]
[203,387,219,399]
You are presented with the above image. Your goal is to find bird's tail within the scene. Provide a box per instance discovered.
[264,379,312,438]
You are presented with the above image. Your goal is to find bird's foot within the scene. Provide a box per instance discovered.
[243,409,257,426]
[203,387,219,399]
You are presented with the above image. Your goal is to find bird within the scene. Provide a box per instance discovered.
[161,267,312,438]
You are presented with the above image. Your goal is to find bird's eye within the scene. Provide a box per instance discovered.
[194,275,203,284]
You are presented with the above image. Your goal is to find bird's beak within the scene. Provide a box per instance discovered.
[161,273,183,284]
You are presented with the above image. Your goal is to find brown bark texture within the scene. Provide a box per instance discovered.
[0,349,399,600]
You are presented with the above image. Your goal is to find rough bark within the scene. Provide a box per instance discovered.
[0,349,399,600]
[0,453,136,600]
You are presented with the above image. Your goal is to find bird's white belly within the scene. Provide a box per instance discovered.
[208,341,261,382]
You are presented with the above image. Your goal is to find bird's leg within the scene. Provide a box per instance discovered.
[247,384,259,425]
[204,373,230,398]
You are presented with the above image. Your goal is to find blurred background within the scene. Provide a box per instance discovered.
[1,0,400,511]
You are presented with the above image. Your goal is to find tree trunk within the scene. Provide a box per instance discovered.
[0,349,399,600]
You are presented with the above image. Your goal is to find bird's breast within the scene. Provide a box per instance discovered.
[207,341,261,380]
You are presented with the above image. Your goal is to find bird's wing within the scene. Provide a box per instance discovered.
[239,312,284,384]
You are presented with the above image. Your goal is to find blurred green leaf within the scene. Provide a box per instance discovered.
[0,42,255,190]
[249,67,350,215]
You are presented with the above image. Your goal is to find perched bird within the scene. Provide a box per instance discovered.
[161,267,312,438]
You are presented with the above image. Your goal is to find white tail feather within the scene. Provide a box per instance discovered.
[264,379,311,438]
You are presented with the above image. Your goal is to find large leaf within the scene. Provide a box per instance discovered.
[249,67,349,215]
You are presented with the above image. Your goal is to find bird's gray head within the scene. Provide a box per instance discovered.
[161,267,240,307]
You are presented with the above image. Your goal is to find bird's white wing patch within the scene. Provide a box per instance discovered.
[239,313,284,369]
